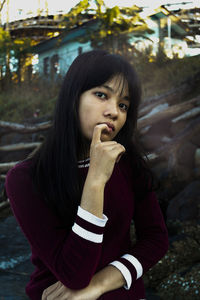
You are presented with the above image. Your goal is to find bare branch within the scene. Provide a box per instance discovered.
[138,95,200,130]
[0,142,41,152]
[157,116,200,154]
[0,161,19,172]
[0,120,51,133]
[153,116,200,170]
[0,200,9,211]
[0,0,6,13]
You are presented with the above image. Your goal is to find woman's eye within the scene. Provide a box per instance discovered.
[95,92,107,99]
[119,103,129,111]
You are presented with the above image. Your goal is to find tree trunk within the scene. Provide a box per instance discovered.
[5,52,11,87]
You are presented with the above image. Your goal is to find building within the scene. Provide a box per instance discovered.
[32,19,98,79]
[32,6,192,78]
[133,5,193,58]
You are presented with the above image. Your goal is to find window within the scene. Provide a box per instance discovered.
[78,47,83,55]
[50,54,59,79]
[43,57,49,75]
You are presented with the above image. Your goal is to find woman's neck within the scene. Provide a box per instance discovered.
[77,138,90,161]
[78,150,90,161]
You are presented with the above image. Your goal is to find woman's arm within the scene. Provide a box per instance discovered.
[5,125,125,291]
[5,164,108,290]
[42,190,169,299]
[80,124,125,218]
[42,265,125,300]
[108,190,169,290]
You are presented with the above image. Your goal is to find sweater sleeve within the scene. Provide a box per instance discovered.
[109,164,169,289]
[5,163,108,290]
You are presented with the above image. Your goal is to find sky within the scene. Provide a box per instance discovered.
[1,0,199,23]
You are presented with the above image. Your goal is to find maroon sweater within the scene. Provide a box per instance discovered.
[5,158,168,300]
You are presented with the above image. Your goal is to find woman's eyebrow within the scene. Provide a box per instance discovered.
[101,85,130,102]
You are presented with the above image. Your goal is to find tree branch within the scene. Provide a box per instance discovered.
[0,120,51,133]
[0,0,6,13]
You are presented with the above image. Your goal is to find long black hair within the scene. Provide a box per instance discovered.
[25,50,154,229]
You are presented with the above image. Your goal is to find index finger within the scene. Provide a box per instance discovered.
[91,124,108,146]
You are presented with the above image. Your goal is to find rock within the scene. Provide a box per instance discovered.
[0,216,32,269]
[0,132,32,147]
[190,135,200,147]
[146,119,172,136]
[195,148,200,167]
[141,134,167,151]
[173,165,194,181]
[170,119,188,136]
[177,142,196,170]
[167,181,200,222]
[0,215,33,298]
[0,260,31,299]
[194,148,200,176]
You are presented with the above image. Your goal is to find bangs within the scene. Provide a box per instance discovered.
[79,52,135,103]
[106,74,129,99]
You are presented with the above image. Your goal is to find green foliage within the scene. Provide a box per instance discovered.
[0,27,33,87]
[61,0,90,28]
[61,0,152,52]
[154,43,170,67]
[1,54,199,124]
[0,28,32,60]
[0,27,12,60]
[13,37,33,58]
[0,77,60,122]
[136,54,200,99]
[94,0,104,15]
[94,4,150,47]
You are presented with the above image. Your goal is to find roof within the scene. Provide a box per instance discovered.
[32,6,189,55]
[148,6,188,36]
[32,19,98,54]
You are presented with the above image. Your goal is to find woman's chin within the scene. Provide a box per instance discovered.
[100,134,113,142]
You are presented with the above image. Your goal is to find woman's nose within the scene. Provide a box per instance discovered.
[103,100,118,118]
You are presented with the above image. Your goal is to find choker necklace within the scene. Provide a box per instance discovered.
[78,157,90,168]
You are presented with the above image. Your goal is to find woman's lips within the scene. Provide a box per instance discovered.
[102,126,113,133]
[98,122,115,132]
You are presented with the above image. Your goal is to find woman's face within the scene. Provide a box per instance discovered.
[78,75,130,142]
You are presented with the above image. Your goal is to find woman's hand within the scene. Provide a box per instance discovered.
[89,124,126,185]
[42,280,101,300]
[41,265,126,300]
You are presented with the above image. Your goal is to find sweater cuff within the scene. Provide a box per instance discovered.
[77,206,108,226]
[109,254,143,290]
[72,206,108,243]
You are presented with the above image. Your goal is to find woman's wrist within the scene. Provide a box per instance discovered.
[80,172,106,219]
[88,272,105,298]
[87,168,107,187]
[94,265,126,295]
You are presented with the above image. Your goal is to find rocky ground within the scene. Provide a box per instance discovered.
[0,73,200,299]
[0,214,33,299]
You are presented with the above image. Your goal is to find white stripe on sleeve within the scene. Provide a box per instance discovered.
[72,223,103,243]
[122,254,143,279]
[109,261,132,290]
[77,206,108,227]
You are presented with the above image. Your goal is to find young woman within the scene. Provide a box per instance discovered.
[5,50,168,300]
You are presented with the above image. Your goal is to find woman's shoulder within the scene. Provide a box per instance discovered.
[5,159,41,208]
[5,159,33,188]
